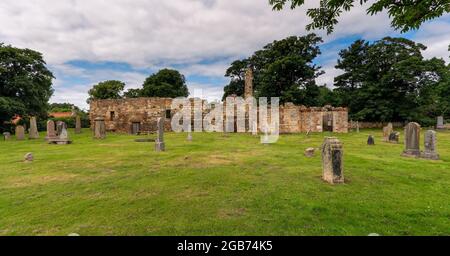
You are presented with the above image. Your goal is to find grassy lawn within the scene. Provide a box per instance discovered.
[0,129,449,236]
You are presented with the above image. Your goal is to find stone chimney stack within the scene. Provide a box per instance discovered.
[244,67,253,99]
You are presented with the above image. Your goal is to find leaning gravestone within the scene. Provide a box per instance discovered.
[46,120,57,141]
[3,132,11,141]
[420,130,439,160]
[24,152,33,162]
[304,148,315,158]
[94,117,106,139]
[155,117,165,152]
[402,122,421,157]
[56,121,67,136]
[367,135,375,145]
[389,132,400,144]
[321,137,344,184]
[29,117,39,139]
[436,116,444,129]
[15,126,25,140]
[75,115,82,134]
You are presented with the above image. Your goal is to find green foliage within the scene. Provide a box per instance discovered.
[123,88,142,98]
[334,37,450,124]
[223,34,324,105]
[49,102,81,113]
[141,69,189,98]
[0,43,54,133]
[87,80,125,103]
[269,0,450,34]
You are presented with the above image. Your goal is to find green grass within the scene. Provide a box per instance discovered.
[0,129,449,236]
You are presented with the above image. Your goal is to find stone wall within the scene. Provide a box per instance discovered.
[90,98,173,133]
[90,98,349,134]
[349,121,404,129]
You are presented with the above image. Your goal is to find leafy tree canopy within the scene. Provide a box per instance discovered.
[223,34,325,106]
[269,0,450,33]
[141,69,189,98]
[87,80,125,103]
[334,37,449,124]
[0,43,54,132]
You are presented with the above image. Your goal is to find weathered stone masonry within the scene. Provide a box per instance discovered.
[90,98,348,134]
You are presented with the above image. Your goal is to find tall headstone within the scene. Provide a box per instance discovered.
[321,137,344,184]
[383,123,393,142]
[29,117,39,139]
[244,67,253,99]
[94,117,106,139]
[75,115,82,134]
[367,135,375,145]
[46,120,57,141]
[155,117,165,152]
[402,122,421,157]
[436,116,444,129]
[420,130,439,160]
[187,131,192,142]
[356,121,360,133]
[15,126,25,140]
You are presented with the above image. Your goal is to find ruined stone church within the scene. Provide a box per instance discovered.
[89,68,348,134]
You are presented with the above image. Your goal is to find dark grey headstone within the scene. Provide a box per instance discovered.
[402,122,421,157]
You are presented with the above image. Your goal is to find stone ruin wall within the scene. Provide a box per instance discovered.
[90,98,349,134]
[90,98,173,133]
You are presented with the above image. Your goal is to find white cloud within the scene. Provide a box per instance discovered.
[0,0,448,107]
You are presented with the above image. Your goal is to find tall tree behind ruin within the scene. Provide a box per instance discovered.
[141,69,189,98]
[334,37,449,124]
[222,34,324,106]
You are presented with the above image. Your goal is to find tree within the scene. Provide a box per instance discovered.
[269,0,450,34]
[87,80,125,103]
[334,37,449,124]
[141,69,189,98]
[222,60,248,100]
[223,34,324,105]
[0,43,54,132]
[49,103,81,112]
[123,88,142,98]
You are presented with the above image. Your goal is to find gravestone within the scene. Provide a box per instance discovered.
[187,132,192,142]
[46,120,57,141]
[402,122,421,157]
[356,121,360,133]
[155,117,165,152]
[49,125,72,145]
[3,132,11,141]
[383,123,393,142]
[94,117,106,139]
[321,137,344,184]
[304,148,315,158]
[29,117,39,139]
[75,115,82,134]
[15,126,25,140]
[436,116,444,129]
[24,152,33,162]
[56,121,67,136]
[389,132,400,143]
[420,130,439,160]
[367,135,375,145]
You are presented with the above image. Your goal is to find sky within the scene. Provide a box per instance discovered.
[0,0,449,110]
